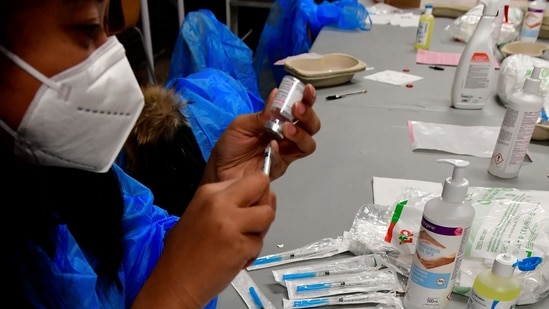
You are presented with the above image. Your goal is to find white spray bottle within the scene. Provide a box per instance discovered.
[404,159,475,309]
[451,0,502,110]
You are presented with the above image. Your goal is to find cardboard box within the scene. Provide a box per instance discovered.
[375,0,421,9]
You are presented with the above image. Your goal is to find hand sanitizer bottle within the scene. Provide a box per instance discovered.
[404,159,475,309]
[466,254,521,309]
[519,0,547,42]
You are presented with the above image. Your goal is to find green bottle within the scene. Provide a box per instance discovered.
[466,253,521,309]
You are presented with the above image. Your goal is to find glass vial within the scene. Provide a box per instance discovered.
[264,75,305,139]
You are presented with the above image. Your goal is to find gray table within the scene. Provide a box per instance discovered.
[218,16,549,309]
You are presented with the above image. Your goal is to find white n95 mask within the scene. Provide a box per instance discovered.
[0,36,144,173]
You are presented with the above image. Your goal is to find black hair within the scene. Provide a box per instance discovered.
[1,143,125,307]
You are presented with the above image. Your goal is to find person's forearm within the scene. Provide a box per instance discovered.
[131,261,203,309]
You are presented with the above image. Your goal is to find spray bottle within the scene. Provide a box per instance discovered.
[451,0,502,110]
[488,66,543,178]
[466,254,521,309]
[404,159,475,309]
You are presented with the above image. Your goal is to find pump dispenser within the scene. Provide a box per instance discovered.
[404,159,475,309]
[451,0,502,109]
[440,159,469,203]
[467,254,522,308]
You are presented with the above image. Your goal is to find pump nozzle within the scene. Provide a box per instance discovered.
[522,66,543,94]
[437,159,470,203]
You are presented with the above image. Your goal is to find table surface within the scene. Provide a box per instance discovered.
[218,14,549,309]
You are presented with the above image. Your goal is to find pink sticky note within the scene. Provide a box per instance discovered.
[416,49,499,69]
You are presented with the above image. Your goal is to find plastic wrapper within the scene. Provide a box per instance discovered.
[346,186,549,305]
[246,236,349,270]
[286,269,400,299]
[497,53,549,114]
[231,270,276,309]
[282,292,404,309]
[444,4,522,45]
[272,254,383,286]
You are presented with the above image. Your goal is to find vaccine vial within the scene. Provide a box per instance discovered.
[264,75,305,139]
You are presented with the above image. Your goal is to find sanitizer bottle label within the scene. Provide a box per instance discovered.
[466,289,517,309]
[405,217,470,308]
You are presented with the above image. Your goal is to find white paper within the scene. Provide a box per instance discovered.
[389,13,420,27]
[366,3,419,27]
[363,70,424,86]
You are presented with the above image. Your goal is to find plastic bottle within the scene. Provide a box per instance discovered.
[404,159,475,309]
[466,254,521,309]
[519,0,547,42]
[415,4,435,50]
[451,0,501,110]
[488,66,543,178]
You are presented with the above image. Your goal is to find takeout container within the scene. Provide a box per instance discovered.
[284,53,367,88]
[532,123,549,141]
[500,41,549,58]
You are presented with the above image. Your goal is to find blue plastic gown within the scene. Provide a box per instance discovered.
[167,68,263,161]
[166,10,265,161]
[24,164,217,309]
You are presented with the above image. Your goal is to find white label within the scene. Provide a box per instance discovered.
[466,289,517,309]
[405,217,470,309]
[489,107,540,175]
[520,7,544,41]
[416,22,430,45]
[464,52,491,90]
[272,76,304,121]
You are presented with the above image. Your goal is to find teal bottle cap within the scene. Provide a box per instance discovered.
[515,256,543,271]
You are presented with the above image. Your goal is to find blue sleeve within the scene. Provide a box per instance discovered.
[112,165,179,306]
[113,165,218,309]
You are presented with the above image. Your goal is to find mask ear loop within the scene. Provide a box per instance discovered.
[0,44,58,166]
[0,44,62,91]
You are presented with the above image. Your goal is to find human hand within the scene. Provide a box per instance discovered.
[203,83,320,183]
[132,172,275,309]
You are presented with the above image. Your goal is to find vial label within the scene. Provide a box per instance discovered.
[466,289,517,309]
[265,76,305,139]
[272,76,304,121]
